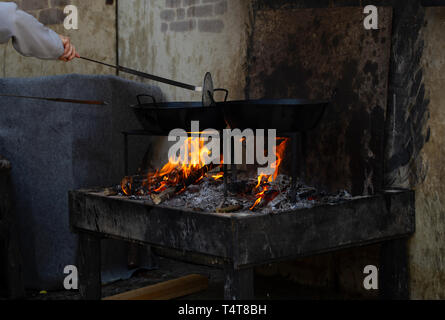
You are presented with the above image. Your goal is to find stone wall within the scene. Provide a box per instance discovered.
[13,0,68,25]
[118,0,250,103]
[160,0,228,33]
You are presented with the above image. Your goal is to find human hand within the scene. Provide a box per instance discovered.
[58,35,80,62]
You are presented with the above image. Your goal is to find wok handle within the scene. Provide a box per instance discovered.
[136,94,160,129]
[213,88,229,102]
[136,94,157,107]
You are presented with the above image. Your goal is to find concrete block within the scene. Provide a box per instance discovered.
[183,0,200,6]
[177,8,186,20]
[50,0,70,7]
[161,9,176,21]
[198,19,224,33]
[39,8,65,25]
[214,0,228,15]
[187,5,214,18]
[170,19,196,32]
[166,0,182,8]
[21,0,49,11]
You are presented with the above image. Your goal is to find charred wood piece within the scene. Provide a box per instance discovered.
[151,187,176,205]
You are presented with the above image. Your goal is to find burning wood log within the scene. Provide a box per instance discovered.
[177,164,217,192]
[151,187,176,205]
[103,189,118,197]
[250,189,280,211]
[150,164,218,205]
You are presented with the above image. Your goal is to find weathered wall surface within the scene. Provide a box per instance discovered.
[249,5,392,299]
[118,0,250,102]
[118,0,251,169]
[409,7,445,299]
[247,7,392,196]
[0,0,116,78]
[248,0,445,300]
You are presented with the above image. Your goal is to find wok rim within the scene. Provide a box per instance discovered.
[130,101,217,110]
[222,98,330,106]
[131,98,330,110]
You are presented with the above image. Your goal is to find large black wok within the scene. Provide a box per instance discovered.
[223,99,329,132]
[132,95,329,134]
[131,91,228,134]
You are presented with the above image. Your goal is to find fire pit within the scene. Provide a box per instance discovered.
[69,187,414,300]
[69,96,415,300]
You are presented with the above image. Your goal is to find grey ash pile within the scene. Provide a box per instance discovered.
[117,174,353,214]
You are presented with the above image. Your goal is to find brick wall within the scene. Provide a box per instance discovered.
[12,0,69,25]
[161,0,228,33]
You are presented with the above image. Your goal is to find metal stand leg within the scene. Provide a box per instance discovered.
[123,133,129,176]
[221,130,228,197]
[224,164,228,197]
[128,243,158,270]
[290,133,303,202]
[224,265,254,300]
[379,238,410,300]
[231,137,237,183]
[78,233,102,300]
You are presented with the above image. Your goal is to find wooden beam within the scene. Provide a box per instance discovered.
[103,274,209,300]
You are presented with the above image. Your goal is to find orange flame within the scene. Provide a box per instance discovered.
[210,173,224,180]
[250,138,289,211]
[121,176,133,196]
[121,136,220,196]
[121,133,289,213]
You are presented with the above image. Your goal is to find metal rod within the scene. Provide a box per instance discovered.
[0,94,107,105]
[115,0,120,77]
[290,132,300,202]
[123,132,129,177]
[79,57,202,92]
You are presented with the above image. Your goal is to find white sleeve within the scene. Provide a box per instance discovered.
[0,2,64,60]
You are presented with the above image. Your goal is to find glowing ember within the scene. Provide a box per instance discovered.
[120,134,289,213]
[121,176,133,196]
[121,136,221,197]
[210,173,224,180]
[250,187,280,211]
